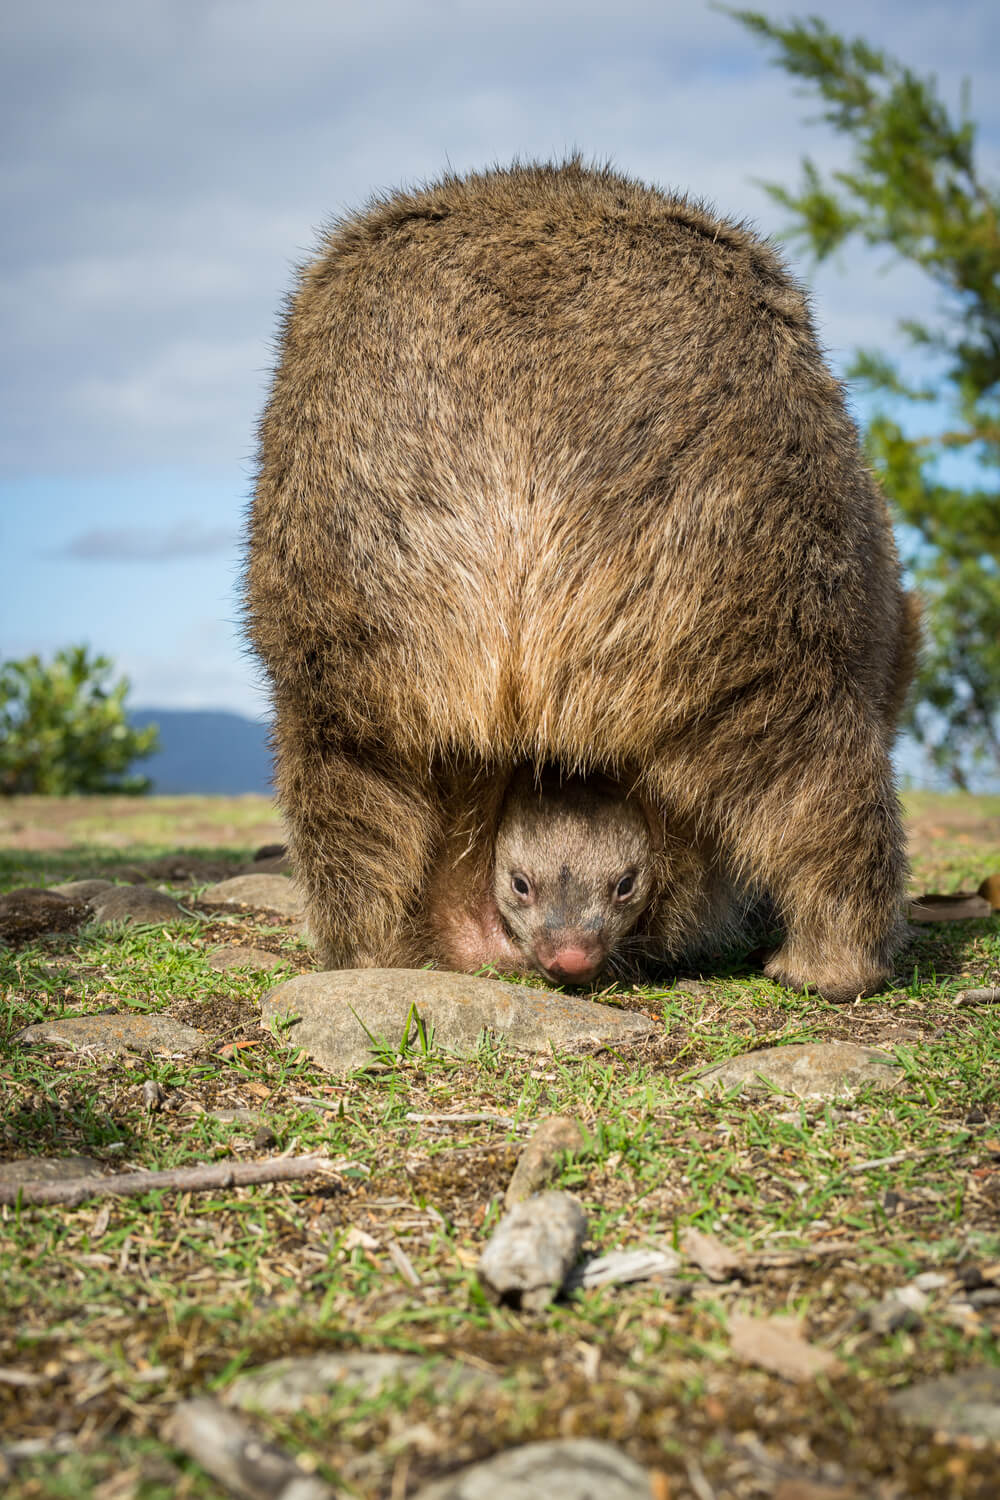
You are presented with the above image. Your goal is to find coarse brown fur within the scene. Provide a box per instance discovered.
[246,159,919,1002]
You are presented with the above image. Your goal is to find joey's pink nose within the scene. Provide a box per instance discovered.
[545,946,600,981]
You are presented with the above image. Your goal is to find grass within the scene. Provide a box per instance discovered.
[1,793,999,1498]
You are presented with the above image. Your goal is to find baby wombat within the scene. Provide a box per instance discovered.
[246,160,918,1000]
[491,769,656,984]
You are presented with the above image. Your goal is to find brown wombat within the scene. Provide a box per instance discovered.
[246,160,918,1001]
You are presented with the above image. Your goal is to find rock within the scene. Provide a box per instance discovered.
[49,879,115,902]
[478,1191,587,1311]
[225,1351,494,1415]
[253,843,288,863]
[889,1367,1000,1441]
[246,854,293,874]
[978,873,1000,911]
[864,1284,927,1334]
[410,1440,653,1499]
[17,1013,206,1058]
[207,945,291,973]
[205,1109,262,1128]
[91,886,189,925]
[142,1079,166,1112]
[694,1043,903,1101]
[908,892,992,923]
[201,874,304,918]
[0,887,87,944]
[260,969,656,1075]
[0,1156,104,1190]
[505,1116,587,1207]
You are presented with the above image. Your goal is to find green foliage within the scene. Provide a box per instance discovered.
[732,10,1000,784]
[0,646,159,796]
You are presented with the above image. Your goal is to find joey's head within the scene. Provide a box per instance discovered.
[492,771,655,986]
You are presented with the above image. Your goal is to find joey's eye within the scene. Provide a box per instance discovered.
[511,873,532,899]
[614,873,635,901]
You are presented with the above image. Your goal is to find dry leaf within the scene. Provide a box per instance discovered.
[729,1311,843,1382]
[681,1227,743,1282]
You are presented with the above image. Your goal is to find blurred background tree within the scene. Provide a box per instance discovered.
[733,10,1000,787]
[0,646,159,795]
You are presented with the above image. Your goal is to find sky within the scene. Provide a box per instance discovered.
[2,0,998,772]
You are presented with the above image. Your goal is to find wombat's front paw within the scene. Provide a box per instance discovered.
[763,944,889,1004]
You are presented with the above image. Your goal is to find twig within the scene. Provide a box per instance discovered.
[955,986,1000,1007]
[848,1142,969,1175]
[0,1155,342,1208]
[385,1237,422,1287]
[164,1398,336,1500]
[404,1111,515,1127]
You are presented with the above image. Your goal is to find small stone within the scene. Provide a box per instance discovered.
[911,1271,950,1293]
[478,1191,587,1311]
[908,892,992,923]
[49,879,115,902]
[142,1079,166,1112]
[505,1116,587,1208]
[207,945,291,973]
[91,887,188,926]
[17,1013,206,1058]
[693,1043,903,1101]
[977,873,1000,910]
[865,1284,927,1334]
[261,968,655,1075]
[253,843,288,863]
[889,1367,1000,1441]
[672,979,711,996]
[0,887,87,944]
[409,1439,652,1500]
[225,1352,494,1415]
[201,874,304,918]
[0,1156,104,1190]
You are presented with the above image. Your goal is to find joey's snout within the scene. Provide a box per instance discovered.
[531,932,608,985]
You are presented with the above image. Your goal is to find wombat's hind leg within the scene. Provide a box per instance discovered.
[275,722,439,970]
[723,732,905,1003]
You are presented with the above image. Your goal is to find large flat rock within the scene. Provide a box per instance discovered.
[260,969,655,1074]
[693,1042,903,1100]
[411,1439,652,1499]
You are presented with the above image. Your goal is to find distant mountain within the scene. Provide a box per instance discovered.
[130,709,274,795]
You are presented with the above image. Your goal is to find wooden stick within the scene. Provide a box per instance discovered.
[0,1155,340,1208]
[165,1398,336,1500]
[955,986,1000,1006]
[405,1111,515,1126]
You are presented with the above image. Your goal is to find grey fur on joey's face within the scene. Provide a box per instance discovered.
[491,775,655,984]
[246,159,918,1002]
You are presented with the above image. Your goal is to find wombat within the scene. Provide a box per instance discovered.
[246,160,918,1000]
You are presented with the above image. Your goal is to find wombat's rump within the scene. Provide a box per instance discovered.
[246,160,917,1000]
